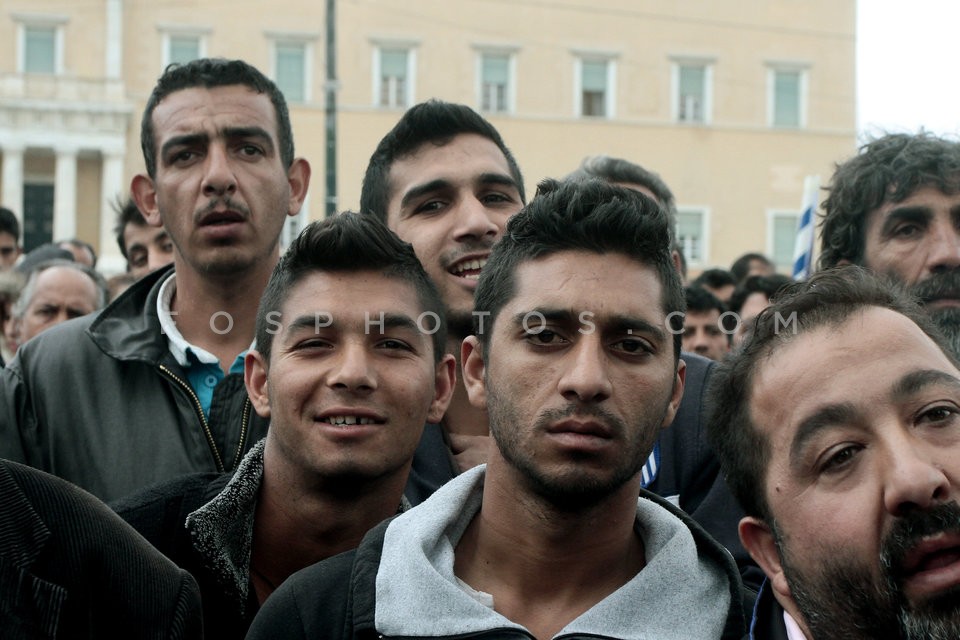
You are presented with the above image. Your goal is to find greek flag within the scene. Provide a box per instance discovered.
[792,175,820,281]
[640,442,660,488]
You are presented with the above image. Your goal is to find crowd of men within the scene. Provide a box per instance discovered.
[0,57,958,640]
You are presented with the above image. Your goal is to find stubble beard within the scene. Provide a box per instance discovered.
[777,502,960,640]
[484,373,667,511]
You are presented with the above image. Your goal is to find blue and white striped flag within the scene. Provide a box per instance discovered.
[792,175,820,281]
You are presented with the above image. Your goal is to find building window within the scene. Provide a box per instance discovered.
[576,57,615,118]
[674,62,712,124]
[168,35,200,65]
[676,208,708,266]
[769,67,806,128]
[375,47,414,109]
[479,52,512,114]
[275,42,308,103]
[768,211,800,273]
[24,26,56,73]
[159,28,209,69]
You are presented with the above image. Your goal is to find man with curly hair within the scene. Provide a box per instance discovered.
[819,132,960,357]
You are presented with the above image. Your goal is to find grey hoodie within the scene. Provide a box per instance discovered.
[375,465,735,639]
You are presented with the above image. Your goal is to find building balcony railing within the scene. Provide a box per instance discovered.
[0,73,127,104]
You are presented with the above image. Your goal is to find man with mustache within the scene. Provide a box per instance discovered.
[248,180,747,640]
[820,132,960,358]
[0,58,311,502]
[709,266,960,639]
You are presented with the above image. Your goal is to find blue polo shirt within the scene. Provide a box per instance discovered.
[157,273,250,419]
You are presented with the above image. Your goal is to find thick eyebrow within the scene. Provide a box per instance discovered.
[788,369,960,467]
[366,312,421,335]
[511,308,666,342]
[603,313,668,344]
[398,172,520,211]
[789,402,859,468]
[476,172,520,192]
[222,126,275,151]
[159,126,274,161]
[160,133,208,160]
[399,179,452,210]
[878,205,932,237]
[891,369,960,402]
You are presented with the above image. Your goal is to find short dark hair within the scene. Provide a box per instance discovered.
[685,285,726,315]
[566,155,678,248]
[707,266,954,522]
[692,268,736,291]
[730,252,774,283]
[359,100,525,221]
[255,212,447,363]
[140,58,294,179]
[473,178,684,361]
[819,132,960,270]
[0,207,20,242]
[728,274,793,315]
[113,196,148,259]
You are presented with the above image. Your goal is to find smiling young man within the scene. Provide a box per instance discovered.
[360,100,526,474]
[0,58,310,502]
[709,266,960,640]
[248,179,747,640]
[820,132,960,358]
[114,213,454,640]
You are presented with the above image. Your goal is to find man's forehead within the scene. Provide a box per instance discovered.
[153,85,277,133]
[751,307,957,440]
[506,252,665,316]
[282,270,422,316]
[388,135,512,191]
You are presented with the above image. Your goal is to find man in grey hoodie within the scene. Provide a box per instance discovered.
[248,179,747,640]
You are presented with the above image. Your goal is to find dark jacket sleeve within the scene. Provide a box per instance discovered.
[0,354,35,465]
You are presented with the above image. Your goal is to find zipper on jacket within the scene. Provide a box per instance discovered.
[230,398,252,471]
[159,364,226,473]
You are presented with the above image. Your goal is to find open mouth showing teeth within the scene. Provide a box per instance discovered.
[450,258,487,280]
[322,415,382,426]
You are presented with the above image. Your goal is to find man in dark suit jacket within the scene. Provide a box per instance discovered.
[0,460,202,639]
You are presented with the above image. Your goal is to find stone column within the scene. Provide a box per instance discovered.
[53,147,78,241]
[98,150,126,273]
[1,144,25,221]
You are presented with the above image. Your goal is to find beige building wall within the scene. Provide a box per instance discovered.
[0,0,856,275]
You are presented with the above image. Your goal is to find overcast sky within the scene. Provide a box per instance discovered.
[857,0,960,138]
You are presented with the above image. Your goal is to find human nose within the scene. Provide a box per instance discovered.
[327,342,377,392]
[557,339,612,404]
[201,145,237,198]
[925,219,960,275]
[452,197,501,242]
[883,439,950,518]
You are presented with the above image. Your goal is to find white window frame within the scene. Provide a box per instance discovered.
[671,57,715,125]
[473,47,518,115]
[371,41,418,109]
[15,13,68,75]
[676,206,711,268]
[766,63,809,129]
[158,25,210,70]
[573,53,618,119]
[267,32,318,104]
[766,209,801,274]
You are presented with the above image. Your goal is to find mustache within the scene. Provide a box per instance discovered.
[882,501,960,583]
[534,404,625,436]
[911,271,960,304]
[193,197,251,222]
